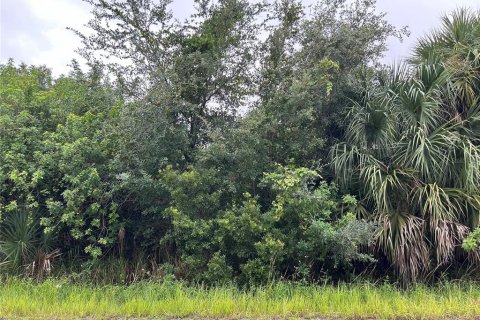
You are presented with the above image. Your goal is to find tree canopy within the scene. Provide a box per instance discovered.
[1,1,479,285]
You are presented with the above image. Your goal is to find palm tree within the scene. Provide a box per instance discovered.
[0,209,60,278]
[331,9,480,282]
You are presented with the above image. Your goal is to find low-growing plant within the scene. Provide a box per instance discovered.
[164,164,374,284]
[0,209,60,278]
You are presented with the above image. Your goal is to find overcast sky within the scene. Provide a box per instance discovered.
[1,0,480,76]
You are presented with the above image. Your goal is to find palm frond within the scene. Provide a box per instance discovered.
[375,211,429,283]
[330,143,378,189]
[0,211,39,269]
[360,163,414,214]
[330,7,480,282]
[396,123,460,184]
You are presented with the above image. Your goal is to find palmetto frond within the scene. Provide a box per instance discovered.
[415,58,446,93]
[329,143,378,189]
[0,210,59,277]
[331,8,480,282]
[0,211,39,269]
[464,101,480,140]
[375,210,429,283]
[360,164,413,214]
[345,96,396,155]
[413,9,480,61]
[415,8,480,115]
[396,79,443,129]
[396,123,460,184]
[453,142,479,193]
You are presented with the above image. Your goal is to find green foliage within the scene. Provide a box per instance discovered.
[331,9,480,282]
[164,165,373,284]
[463,228,480,251]
[256,0,408,167]
[2,0,479,287]
[257,58,340,166]
[0,210,39,270]
[0,208,59,278]
[77,0,266,162]
[0,62,123,260]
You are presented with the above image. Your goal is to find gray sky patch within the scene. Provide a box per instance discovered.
[1,0,480,76]
[1,0,54,62]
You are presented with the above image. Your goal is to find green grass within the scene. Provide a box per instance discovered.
[1,279,480,319]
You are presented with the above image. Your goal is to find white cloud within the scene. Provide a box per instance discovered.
[2,0,480,76]
[1,0,91,76]
[377,0,480,64]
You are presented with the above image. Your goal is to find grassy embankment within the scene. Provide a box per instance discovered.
[1,278,480,319]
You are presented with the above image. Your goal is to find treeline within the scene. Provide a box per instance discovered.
[1,0,479,285]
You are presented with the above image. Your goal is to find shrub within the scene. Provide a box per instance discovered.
[164,164,374,284]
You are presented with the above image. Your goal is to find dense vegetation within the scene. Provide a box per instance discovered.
[1,0,479,288]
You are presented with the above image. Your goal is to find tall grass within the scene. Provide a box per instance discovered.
[1,279,480,318]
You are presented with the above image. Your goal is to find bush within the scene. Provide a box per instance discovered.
[164,164,375,284]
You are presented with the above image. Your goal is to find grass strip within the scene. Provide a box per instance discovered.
[0,279,479,319]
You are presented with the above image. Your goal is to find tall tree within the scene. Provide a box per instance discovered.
[255,0,408,168]
[331,9,480,282]
[76,0,266,162]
